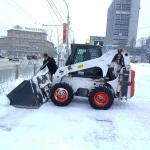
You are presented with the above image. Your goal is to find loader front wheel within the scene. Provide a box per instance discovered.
[50,83,74,106]
[89,86,114,110]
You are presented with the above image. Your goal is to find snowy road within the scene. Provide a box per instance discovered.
[0,63,150,150]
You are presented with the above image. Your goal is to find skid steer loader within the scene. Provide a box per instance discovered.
[7,44,135,110]
[50,44,135,110]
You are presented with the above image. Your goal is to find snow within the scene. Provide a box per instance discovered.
[0,95,10,106]
[0,95,14,119]
[7,78,24,92]
[0,78,24,118]
[0,63,150,150]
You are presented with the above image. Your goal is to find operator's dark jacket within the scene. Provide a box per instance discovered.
[41,57,58,75]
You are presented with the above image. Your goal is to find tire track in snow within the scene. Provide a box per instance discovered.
[113,112,150,150]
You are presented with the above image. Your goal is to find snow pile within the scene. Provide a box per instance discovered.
[0,95,14,118]
[132,63,150,100]
[0,79,23,118]
[0,95,10,106]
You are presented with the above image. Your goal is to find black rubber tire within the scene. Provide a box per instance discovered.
[50,82,74,106]
[89,85,114,110]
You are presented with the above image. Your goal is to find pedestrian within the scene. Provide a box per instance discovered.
[40,53,58,78]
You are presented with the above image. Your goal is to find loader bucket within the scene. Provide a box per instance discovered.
[7,73,52,109]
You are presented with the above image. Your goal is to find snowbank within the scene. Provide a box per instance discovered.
[0,94,10,106]
[0,79,23,118]
[131,63,150,100]
[0,95,14,118]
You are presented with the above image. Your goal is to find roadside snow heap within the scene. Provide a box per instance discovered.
[0,95,14,118]
[0,78,24,118]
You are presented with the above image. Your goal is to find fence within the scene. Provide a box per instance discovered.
[0,58,65,94]
[0,64,46,94]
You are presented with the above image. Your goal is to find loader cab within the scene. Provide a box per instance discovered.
[65,44,103,79]
[66,44,102,65]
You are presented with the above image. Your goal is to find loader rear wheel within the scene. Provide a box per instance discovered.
[50,83,74,106]
[89,85,114,110]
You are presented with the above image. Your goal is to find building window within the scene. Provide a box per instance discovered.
[115,20,120,25]
[116,10,130,15]
[122,4,130,10]
[119,30,128,36]
[114,29,119,34]
[115,25,120,29]
[116,20,129,25]
[116,14,121,19]
[116,4,121,10]
[121,20,129,25]
[121,14,130,20]
[122,0,131,5]
[120,26,128,30]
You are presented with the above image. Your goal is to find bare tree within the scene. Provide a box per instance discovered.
[146,36,150,45]
[130,37,136,47]
[118,40,126,49]
[137,36,150,63]
[137,37,146,47]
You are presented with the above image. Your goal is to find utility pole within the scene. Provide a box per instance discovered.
[43,24,61,65]
[70,28,75,43]
[43,2,72,59]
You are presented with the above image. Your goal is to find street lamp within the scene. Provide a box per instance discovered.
[63,0,70,57]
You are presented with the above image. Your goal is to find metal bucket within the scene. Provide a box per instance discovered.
[7,73,52,108]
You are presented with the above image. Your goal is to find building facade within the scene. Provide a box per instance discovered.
[105,0,140,46]
[0,25,56,57]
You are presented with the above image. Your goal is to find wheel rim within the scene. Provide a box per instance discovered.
[94,92,109,106]
[54,88,69,102]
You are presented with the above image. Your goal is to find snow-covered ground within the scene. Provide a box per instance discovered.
[0,63,150,150]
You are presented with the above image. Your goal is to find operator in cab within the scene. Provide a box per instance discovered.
[40,53,58,77]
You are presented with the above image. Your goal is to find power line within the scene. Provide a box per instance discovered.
[46,0,63,24]
[55,0,66,18]
[138,26,150,30]
[11,0,37,22]
[4,0,35,23]
[45,0,56,23]
[50,0,65,23]
[45,0,59,44]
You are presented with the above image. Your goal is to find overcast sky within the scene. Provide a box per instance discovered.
[0,0,150,45]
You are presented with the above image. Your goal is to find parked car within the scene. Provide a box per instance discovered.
[12,57,19,61]
[8,56,20,61]
[19,57,27,60]
[27,55,38,60]
[8,56,13,61]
